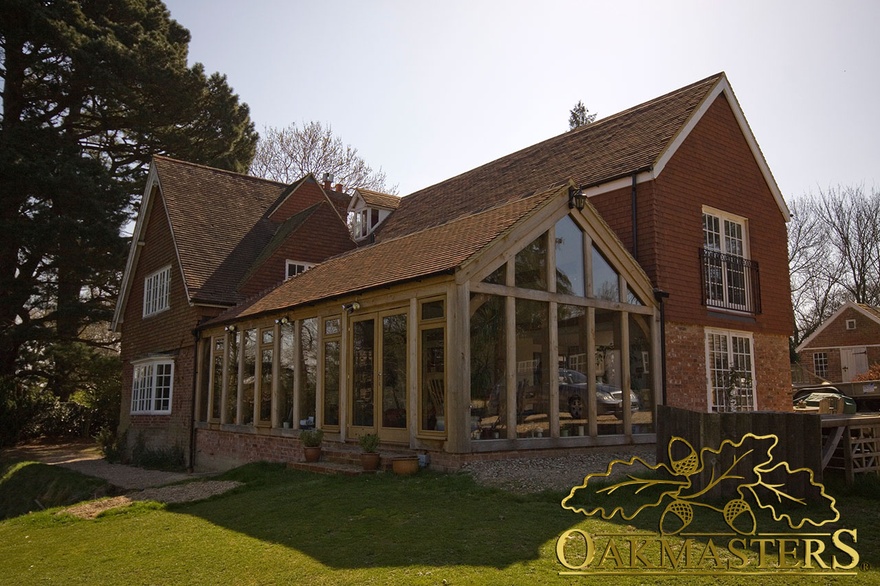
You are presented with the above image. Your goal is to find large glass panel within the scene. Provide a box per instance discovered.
[382,314,407,428]
[629,314,654,433]
[627,286,645,306]
[421,300,444,321]
[352,319,375,427]
[299,318,318,428]
[226,333,238,424]
[515,299,550,438]
[241,329,256,425]
[483,264,506,285]
[470,294,505,439]
[421,327,445,432]
[211,337,224,421]
[258,328,273,424]
[557,305,589,437]
[198,340,210,422]
[555,216,585,297]
[259,353,273,423]
[279,324,294,427]
[515,233,548,290]
[323,340,340,426]
[592,245,619,301]
[595,309,622,435]
[324,318,340,336]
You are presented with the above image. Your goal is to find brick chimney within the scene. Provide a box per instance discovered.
[322,172,333,190]
[335,183,344,192]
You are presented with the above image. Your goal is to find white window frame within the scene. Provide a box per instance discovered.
[143,265,171,317]
[845,319,856,331]
[702,207,750,311]
[812,351,829,379]
[705,328,756,412]
[285,260,314,280]
[131,358,174,414]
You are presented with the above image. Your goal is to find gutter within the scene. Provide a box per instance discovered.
[188,325,201,472]
[653,288,670,405]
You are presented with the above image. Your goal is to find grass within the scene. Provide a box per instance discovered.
[0,460,878,585]
[0,459,111,520]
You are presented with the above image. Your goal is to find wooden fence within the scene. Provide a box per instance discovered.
[656,405,823,500]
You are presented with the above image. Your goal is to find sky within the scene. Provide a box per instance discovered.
[162,0,880,200]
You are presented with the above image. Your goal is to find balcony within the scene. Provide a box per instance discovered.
[700,248,761,314]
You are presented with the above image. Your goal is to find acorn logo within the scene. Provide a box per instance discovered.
[556,434,857,576]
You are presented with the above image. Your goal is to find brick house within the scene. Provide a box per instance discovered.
[796,302,880,383]
[113,72,794,470]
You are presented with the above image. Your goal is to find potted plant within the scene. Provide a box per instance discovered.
[358,433,380,471]
[300,429,323,463]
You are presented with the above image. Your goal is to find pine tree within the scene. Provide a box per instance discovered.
[0,0,258,404]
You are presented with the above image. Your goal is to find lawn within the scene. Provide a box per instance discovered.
[0,460,878,585]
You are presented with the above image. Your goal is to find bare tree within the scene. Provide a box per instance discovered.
[788,185,880,345]
[249,121,397,193]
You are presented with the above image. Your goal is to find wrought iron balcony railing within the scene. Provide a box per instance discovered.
[700,248,761,314]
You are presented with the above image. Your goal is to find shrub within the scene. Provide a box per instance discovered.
[299,429,323,447]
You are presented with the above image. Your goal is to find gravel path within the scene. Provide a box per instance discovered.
[461,444,657,493]
[6,439,658,502]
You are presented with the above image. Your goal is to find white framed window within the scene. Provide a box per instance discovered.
[131,359,174,414]
[702,208,753,312]
[813,352,829,379]
[143,266,171,317]
[706,329,755,412]
[285,260,314,280]
[845,319,856,331]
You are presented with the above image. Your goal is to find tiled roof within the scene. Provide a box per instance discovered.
[222,182,567,322]
[237,202,323,288]
[858,304,880,322]
[356,188,401,210]
[377,73,723,240]
[155,156,290,305]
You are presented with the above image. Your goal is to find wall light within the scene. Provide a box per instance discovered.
[275,316,291,325]
[342,301,361,314]
[225,324,237,333]
[568,187,587,211]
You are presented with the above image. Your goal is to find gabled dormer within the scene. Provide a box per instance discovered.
[347,188,400,242]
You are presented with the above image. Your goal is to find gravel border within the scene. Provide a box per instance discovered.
[461,444,656,494]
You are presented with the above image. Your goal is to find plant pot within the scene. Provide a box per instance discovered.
[361,452,381,472]
[391,456,419,476]
[303,446,321,463]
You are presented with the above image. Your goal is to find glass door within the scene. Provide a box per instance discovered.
[350,311,409,443]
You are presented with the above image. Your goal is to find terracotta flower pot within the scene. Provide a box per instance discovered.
[391,456,419,476]
[303,446,321,463]
[361,452,381,471]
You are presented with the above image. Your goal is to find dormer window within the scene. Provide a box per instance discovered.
[286,260,314,280]
[347,189,400,241]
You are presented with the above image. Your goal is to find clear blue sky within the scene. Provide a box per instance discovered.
[163,0,879,200]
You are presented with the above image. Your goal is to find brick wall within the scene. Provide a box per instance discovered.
[665,323,792,412]
[592,93,794,413]
[119,188,221,463]
[195,427,303,471]
[802,306,880,350]
[239,202,355,298]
